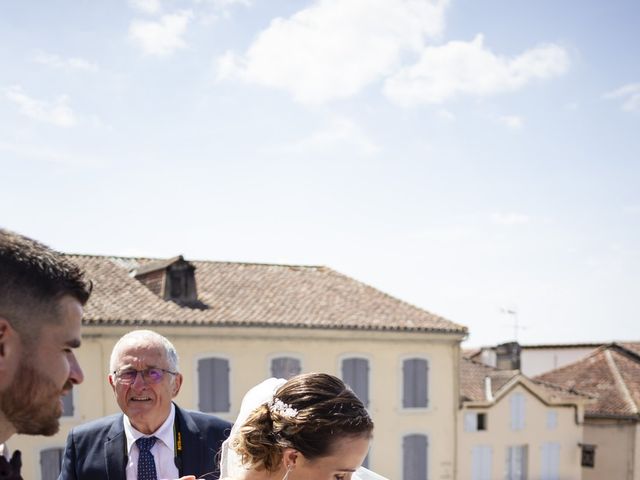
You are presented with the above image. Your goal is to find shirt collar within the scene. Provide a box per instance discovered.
[123,403,176,455]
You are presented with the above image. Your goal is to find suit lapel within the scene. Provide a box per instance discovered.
[104,416,127,480]
[175,405,204,476]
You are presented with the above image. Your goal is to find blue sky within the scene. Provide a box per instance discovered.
[1,0,638,346]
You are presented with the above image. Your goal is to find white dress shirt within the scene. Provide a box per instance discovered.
[123,403,179,480]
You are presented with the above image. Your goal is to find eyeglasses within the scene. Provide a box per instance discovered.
[112,368,177,385]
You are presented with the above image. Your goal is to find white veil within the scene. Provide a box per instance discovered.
[219,378,389,480]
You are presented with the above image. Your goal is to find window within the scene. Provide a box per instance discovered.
[510,393,525,431]
[541,443,560,480]
[342,357,369,407]
[198,357,230,412]
[62,389,74,417]
[403,434,428,480]
[271,356,301,379]
[464,412,487,432]
[40,447,64,480]
[403,358,428,408]
[471,445,492,480]
[506,445,528,480]
[546,411,557,430]
[580,444,596,468]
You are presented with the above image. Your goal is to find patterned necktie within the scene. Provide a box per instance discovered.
[136,436,158,480]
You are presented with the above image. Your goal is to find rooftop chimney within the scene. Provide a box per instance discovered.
[133,255,199,306]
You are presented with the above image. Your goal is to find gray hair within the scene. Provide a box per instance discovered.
[109,329,179,373]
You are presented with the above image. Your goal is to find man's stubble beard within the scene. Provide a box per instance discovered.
[0,353,70,436]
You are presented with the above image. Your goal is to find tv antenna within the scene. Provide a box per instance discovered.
[500,307,526,341]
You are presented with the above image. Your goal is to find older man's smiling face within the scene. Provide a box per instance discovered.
[109,340,182,434]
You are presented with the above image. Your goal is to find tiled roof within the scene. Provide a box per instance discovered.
[460,358,516,402]
[536,343,640,418]
[69,254,467,333]
[460,358,588,403]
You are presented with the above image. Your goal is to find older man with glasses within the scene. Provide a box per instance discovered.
[58,330,231,480]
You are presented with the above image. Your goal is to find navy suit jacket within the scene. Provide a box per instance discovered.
[58,404,231,480]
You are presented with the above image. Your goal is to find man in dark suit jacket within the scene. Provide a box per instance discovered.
[58,330,231,480]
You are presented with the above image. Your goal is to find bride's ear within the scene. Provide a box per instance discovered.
[282,448,300,467]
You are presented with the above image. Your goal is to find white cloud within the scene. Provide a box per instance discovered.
[384,34,570,106]
[0,140,106,167]
[129,10,193,56]
[498,114,524,130]
[436,109,455,121]
[490,212,530,225]
[3,86,77,127]
[277,117,379,156]
[603,83,640,112]
[33,51,99,72]
[218,0,449,104]
[129,0,162,15]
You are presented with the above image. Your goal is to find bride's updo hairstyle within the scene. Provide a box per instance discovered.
[232,372,373,471]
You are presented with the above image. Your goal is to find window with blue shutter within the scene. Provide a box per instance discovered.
[40,447,64,480]
[62,389,74,417]
[403,434,428,480]
[271,356,301,379]
[506,445,528,480]
[471,445,492,480]
[510,393,525,431]
[541,443,560,480]
[198,357,230,412]
[403,358,428,408]
[342,357,369,407]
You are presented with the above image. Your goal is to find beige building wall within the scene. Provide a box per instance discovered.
[458,384,583,480]
[520,347,596,377]
[11,325,464,480]
[582,419,638,480]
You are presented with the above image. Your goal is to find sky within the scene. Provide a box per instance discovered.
[1,0,639,347]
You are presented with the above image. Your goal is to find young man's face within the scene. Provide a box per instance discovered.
[0,295,84,436]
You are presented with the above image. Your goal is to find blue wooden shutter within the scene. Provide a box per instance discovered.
[40,447,64,480]
[403,434,428,480]
[342,357,369,407]
[271,357,301,379]
[403,358,428,408]
[62,389,74,416]
[510,393,525,430]
[198,357,230,412]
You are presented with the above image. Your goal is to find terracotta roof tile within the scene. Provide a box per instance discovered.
[460,358,588,403]
[536,344,640,418]
[70,254,467,333]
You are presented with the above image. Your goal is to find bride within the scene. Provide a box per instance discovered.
[216,373,388,480]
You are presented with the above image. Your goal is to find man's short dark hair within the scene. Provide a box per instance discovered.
[0,228,92,339]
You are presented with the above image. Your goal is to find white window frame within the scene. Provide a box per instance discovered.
[464,411,487,432]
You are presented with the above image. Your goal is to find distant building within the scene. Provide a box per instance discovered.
[9,254,467,480]
[536,343,640,480]
[466,342,605,377]
[458,357,592,480]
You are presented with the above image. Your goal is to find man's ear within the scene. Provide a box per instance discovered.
[0,317,20,388]
[172,373,183,397]
[108,373,116,391]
